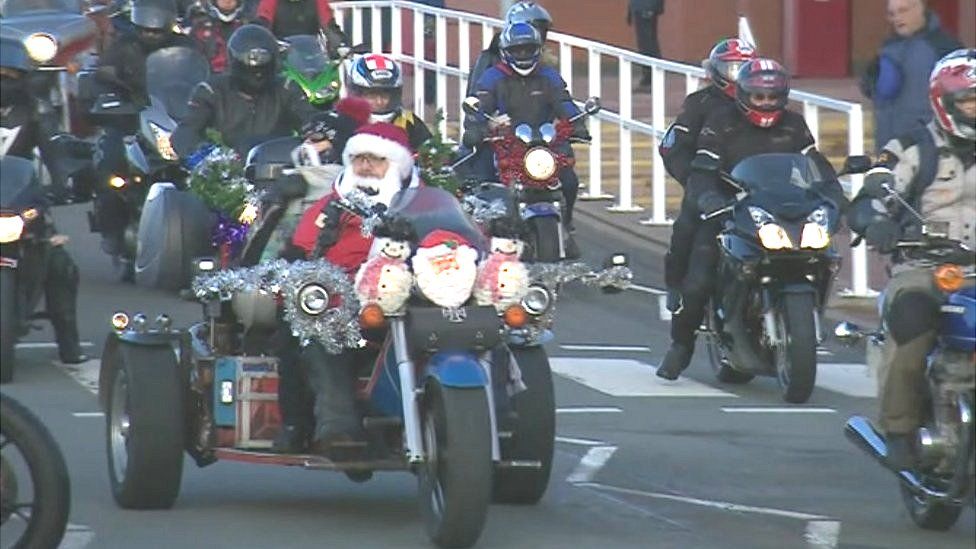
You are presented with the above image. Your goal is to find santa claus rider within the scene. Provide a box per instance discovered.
[283,122,421,459]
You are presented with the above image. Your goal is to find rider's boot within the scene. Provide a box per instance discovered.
[884,432,917,471]
[655,341,694,381]
[46,248,89,364]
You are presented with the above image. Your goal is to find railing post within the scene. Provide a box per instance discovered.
[436,13,448,136]
[581,48,611,200]
[608,57,642,213]
[351,6,363,46]
[641,65,669,224]
[391,3,402,60]
[842,104,877,298]
[371,5,383,53]
[458,19,471,138]
[481,22,493,49]
[685,74,699,95]
[413,7,424,118]
[803,102,820,147]
[560,42,572,95]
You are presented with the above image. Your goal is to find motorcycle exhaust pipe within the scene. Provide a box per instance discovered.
[844,415,889,466]
[845,416,956,501]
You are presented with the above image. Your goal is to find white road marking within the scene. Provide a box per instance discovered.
[804,520,841,548]
[55,358,100,395]
[657,295,672,321]
[578,482,830,521]
[555,436,607,447]
[628,283,667,295]
[816,347,833,356]
[550,357,737,397]
[816,363,876,398]
[60,522,95,549]
[560,344,652,353]
[72,412,104,418]
[556,406,623,414]
[566,446,618,483]
[15,341,94,349]
[721,407,836,414]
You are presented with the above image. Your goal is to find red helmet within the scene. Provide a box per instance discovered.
[703,38,758,98]
[929,48,976,141]
[735,58,790,128]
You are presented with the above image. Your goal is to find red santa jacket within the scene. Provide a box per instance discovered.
[292,191,372,275]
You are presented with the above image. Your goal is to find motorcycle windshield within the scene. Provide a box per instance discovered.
[730,153,826,194]
[387,186,488,252]
[145,47,210,121]
[284,35,329,78]
[0,156,37,209]
[0,0,80,15]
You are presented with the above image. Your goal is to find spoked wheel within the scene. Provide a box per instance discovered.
[774,293,818,404]
[0,394,71,549]
[705,306,753,384]
[106,344,184,509]
[493,346,555,504]
[899,478,965,530]
[419,382,492,548]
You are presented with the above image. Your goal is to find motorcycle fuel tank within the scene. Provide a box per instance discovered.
[940,286,976,351]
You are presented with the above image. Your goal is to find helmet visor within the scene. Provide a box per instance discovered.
[238,47,273,67]
[505,44,540,66]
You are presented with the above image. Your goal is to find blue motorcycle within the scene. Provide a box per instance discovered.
[837,229,975,530]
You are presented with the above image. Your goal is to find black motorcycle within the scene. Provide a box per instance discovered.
[0,393,71,548]
[84,45,212,284]
[702,153,846,403]
[0,156,56,383]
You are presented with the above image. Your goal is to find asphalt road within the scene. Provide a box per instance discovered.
[2,202,973,549]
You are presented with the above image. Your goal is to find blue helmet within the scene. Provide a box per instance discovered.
[499,22,542,76]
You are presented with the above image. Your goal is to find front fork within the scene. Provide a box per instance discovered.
[760,284,823,347]
[392,318,424,464]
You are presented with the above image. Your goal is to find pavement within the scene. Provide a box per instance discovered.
[4,201,973,549]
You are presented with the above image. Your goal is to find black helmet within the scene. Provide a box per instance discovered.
[499,22,542,76]
[505,1,552,42]
[131,0,177,30]
[227,24,279,94]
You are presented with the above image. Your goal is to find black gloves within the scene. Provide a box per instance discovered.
[263,174,308,206]
[696,191,726,216]
[861,169,897,199]
[864,219,901,254]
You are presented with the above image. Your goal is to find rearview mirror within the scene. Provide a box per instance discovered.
[583,96,601,115]
[841,155,872,175]
[462,96,482,116]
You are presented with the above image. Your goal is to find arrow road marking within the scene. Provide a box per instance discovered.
[551,357,737,397]
[15,341,94,349]
[815,363,876,398]
[555,436,607,447]
[721,407,836,414]
[55,359,100,396]
[556,406,623,414]
[560,344,653,353]
[566,446,618,484]
[60,522,95,549]
[804,520,841,548]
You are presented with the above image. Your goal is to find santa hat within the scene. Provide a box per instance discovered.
[342,122,415,180]
[418,229,471,251]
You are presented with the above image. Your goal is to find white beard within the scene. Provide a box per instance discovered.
[335,168,403,209]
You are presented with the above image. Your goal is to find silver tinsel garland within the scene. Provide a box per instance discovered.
[528,261,634,291]
[192,259,362,354]
[462,195,509,226]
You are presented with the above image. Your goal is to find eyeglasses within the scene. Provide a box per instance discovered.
[749,93,782,102]
[351,153,388,167]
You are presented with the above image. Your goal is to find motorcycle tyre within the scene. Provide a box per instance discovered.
[899,483,964,530]
[419,382,491,548]
[0,394,71,548]
[776,293,817,404]
[1,269,17,383]
[493,346,555,504]
[529,217,561,263]
[106,344,184,509]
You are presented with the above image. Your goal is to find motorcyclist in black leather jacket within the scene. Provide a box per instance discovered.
[659,38,757,312]
[1,40,88,366]
[462,21,590,230]
[92,0,196,255]
[171,23,318,157]
[655,58,847,381]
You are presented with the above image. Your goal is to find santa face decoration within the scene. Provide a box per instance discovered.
[412,231,480,309]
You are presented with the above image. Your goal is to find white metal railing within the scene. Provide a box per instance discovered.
[331,1,874,297]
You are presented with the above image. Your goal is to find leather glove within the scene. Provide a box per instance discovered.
[863,219,901,254]
[696,191,726,216]
[264,174,308,206]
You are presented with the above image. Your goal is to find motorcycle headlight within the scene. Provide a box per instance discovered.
[24,33,58,63]
[149,122,177,161]
[298,284,329,315]
[524,147,557,181]
[521,285,552,315]
[0,215,25,243]
[800,223,830,249]
[757,223,793,250]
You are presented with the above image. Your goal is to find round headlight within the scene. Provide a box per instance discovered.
[298,284,329,315]
[524,147,557,181]
[24,33,58,63]
[521,285,551,315]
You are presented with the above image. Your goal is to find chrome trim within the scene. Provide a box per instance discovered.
[393,318,424,463]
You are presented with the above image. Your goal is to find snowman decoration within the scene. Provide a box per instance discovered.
[475,236,529,312]
[354,237,413,314]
